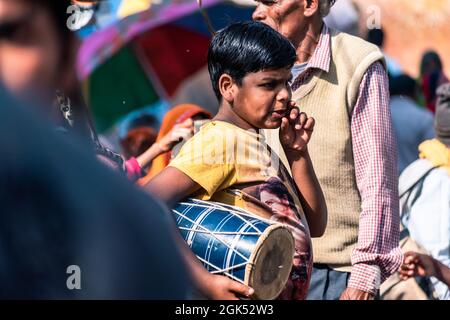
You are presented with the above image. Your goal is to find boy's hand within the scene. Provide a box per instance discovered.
[201,273,254,300]
[279,102,315,155]
[399,251,438,280]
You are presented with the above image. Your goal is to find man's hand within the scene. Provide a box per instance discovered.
[339,287,374,300]
[279,102,315,156]
[201,273,254,300]
[399,251,438,280]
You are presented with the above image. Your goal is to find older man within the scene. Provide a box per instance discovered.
[254,0,403,299]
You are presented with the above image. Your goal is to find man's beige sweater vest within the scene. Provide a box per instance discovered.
[264,29,386,270]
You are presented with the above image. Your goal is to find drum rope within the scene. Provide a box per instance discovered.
[174,209,251,262]
[178,227,260,236]
[180,199,270,233]
[195,256,247,285]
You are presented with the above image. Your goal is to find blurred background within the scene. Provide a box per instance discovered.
[70,0,450,159]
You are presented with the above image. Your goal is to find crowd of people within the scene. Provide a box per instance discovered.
[1,0,449,300]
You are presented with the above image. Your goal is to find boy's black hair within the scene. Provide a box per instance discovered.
[207,21,297,101]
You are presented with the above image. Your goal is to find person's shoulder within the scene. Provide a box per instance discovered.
[330,27,381,54]
[393,97,433,118]
[400,159,434,188]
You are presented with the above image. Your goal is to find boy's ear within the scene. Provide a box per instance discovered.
[218,74,236,104]
[303,0,319,17]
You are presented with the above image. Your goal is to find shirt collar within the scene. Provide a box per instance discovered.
[304,23,331,73]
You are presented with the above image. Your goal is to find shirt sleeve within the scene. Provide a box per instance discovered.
[168,124,237,199]
[348,61,404,295]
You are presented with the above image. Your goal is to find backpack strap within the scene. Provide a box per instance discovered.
[399,162,438,240]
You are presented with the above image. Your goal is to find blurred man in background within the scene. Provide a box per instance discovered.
[367,27,403,78]
[398,83,450,300]
[389,74,435,174]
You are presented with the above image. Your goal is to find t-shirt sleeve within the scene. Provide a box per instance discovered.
[168,125,237,198]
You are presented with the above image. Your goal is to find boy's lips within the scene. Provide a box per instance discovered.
[271,109,288,119]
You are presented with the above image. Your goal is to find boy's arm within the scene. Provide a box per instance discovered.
[144,167,254,299]
[286,148,327,237]
[280,107,327,237]
[144,166,200,208]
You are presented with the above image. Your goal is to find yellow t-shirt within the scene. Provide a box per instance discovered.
[169,120,313,300]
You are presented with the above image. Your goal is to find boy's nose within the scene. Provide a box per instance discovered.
[277,86,291,102]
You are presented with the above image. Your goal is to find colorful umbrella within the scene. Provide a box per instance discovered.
[78,0,254,132]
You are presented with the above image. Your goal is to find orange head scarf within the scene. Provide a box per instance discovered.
[138,104,211,185]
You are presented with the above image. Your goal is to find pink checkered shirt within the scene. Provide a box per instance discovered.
[292,25,403,295]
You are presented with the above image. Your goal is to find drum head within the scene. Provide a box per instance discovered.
[245,224,294,300]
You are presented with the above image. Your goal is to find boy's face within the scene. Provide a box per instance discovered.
[232,67,292,129]
[0,0,63,106]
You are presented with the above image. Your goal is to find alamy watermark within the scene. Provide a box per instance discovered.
[66,265,81,290]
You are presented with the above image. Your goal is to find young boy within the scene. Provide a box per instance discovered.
[146,21,327,300]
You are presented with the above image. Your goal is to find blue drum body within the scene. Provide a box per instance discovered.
[173,199,271,282]
[173,198,295,301]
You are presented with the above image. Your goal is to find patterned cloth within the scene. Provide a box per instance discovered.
[292,24,402,295]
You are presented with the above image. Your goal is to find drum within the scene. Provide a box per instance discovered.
[173,198,295,300]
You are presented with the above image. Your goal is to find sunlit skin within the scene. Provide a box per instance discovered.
[0,0,65,108]
[252,0,323,64]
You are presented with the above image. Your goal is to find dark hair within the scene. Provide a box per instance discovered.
[420,50,443,77]
[31,0,73,41]
[207,21,297,100]
[389,74,418,98]
[367,28,384,48]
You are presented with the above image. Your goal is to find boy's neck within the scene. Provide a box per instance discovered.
[213,103,258,131]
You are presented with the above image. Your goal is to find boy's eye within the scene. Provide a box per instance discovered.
[261,82,277,89]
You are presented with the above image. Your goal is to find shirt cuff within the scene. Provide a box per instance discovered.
[348,264,381,296]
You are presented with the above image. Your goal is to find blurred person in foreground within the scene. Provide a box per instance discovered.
[389,74,434,174]
[398,83,450,300]
[0,86,190,299]
[0,0,189,182]
[0,0,252,299]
